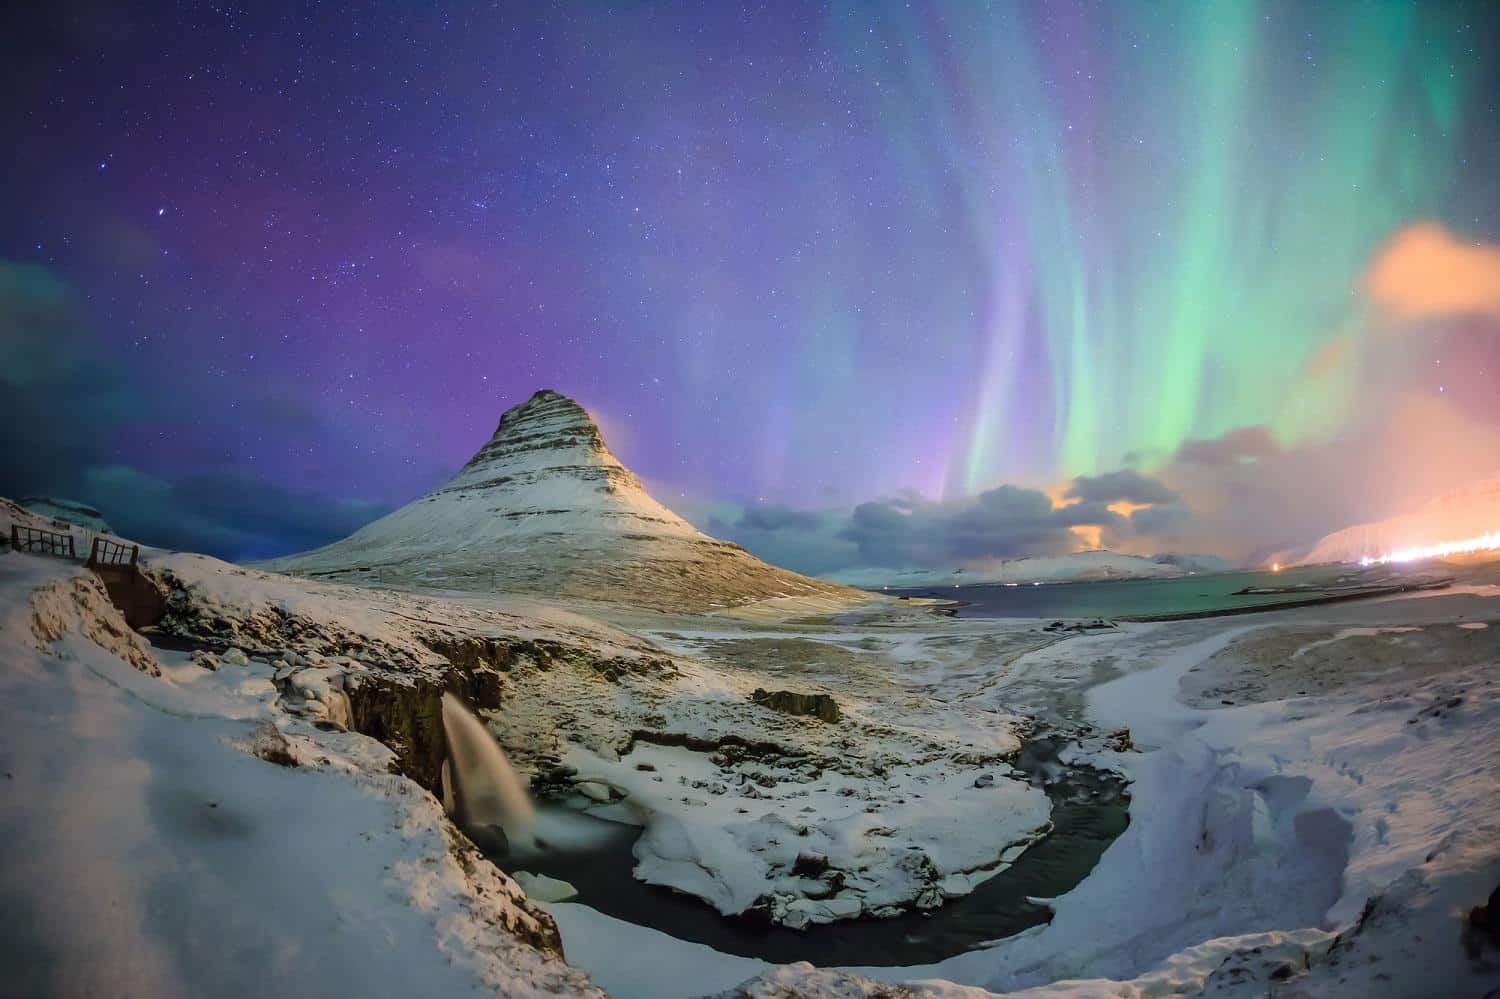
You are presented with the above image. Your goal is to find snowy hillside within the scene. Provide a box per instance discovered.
[826,550,1233,589]
[18,496,113,534]
[262,390,856,610]
[1294,473,1500,565]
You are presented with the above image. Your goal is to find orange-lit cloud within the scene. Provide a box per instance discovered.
[1363,222,1500,323]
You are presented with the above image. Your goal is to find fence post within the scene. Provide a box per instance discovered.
[130,544,139,567]
[9,525,17,553]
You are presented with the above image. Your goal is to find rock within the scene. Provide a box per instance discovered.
[573,779,618,803]
[784,894,863,927]
[791,853,830,878]
[465,823,511,856]
[915,887,944,909]
[249,721,297,767]
[750,688,841,723]
[1469,882,1500,951]
[191,649,219,671]
[512,871,579,903]
[221,646,249,667]
[939,872,975,898]
[973,773,996,788]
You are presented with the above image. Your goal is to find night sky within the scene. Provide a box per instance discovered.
[4,2,1499,572]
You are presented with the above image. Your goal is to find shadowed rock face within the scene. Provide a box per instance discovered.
[751,688,841,723]
[260,389,859,611]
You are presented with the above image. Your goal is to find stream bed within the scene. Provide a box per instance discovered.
[494,736,1129,966]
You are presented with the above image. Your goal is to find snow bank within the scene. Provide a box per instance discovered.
[0,554,600,998]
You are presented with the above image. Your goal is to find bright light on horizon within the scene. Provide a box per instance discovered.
[1357,529,1500,567]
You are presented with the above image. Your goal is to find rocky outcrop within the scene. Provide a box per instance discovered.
[751,688,841,723]
[90,563,167,629]
[28,572,161,677]
[260,389,862,611]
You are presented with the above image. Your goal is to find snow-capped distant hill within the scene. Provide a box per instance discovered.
[825,549,1233,589]
[261,390,856,610]
[19,496,112,534]
[1292,473,1500,566]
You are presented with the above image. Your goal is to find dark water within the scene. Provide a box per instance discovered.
[893,565,1365,620]
[495,738,1129,966]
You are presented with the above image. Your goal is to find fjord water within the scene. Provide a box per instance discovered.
[895,565,1357,620]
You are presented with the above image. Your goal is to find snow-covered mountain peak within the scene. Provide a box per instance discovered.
[260,390,854,610]
[453,389,618,483]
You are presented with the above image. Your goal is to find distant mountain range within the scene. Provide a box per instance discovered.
[824,550,1234,589]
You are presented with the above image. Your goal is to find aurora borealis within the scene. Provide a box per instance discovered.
[3,2,1499,570]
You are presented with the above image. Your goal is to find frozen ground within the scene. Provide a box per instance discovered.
[0,555,597,998]
[2,508,1498,997]
[551,590,1500,998]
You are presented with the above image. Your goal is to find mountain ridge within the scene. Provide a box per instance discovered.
[1291,472,1500,565]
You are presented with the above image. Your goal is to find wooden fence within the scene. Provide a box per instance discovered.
[87,536,139,569]
[10,524,76,558]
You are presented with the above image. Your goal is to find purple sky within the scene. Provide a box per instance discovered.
[3,2,1498,570]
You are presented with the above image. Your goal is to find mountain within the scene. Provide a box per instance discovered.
[1291,473,1500,566]
[825,549,1234,589]
[261,390,856,611]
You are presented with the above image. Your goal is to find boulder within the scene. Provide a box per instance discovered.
[750,688,840,723]
[513,871,579,903]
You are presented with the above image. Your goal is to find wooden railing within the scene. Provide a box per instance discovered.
[88,536,139,568]
[11,524,76,558]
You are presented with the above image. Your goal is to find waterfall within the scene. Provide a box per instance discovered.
[439,693,536,851]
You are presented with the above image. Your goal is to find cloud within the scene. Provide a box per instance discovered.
[736,504,823,532]
[0,260,391,561]
[79,466,388,562]
[696,472,1202,577]
[1127,502,1192,537]
[1363,223,1500,323]
[1175,426,1280,466]
[839,484,1129,567]
[1065,469,1177,505]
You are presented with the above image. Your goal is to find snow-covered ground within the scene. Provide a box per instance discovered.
[0,555,597,998]
[549,592,1500,998]
[3,514,1498,998]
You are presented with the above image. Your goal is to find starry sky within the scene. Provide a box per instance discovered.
[3,2,1499,571]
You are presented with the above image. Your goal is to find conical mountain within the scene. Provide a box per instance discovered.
[262,390,855,610]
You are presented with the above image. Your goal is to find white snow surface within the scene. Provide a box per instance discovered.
[555,597,1500,999]
[142,549,1050,928]
[826,550,1232,589]
[4,509,1498,999]
[0,554,599,998]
